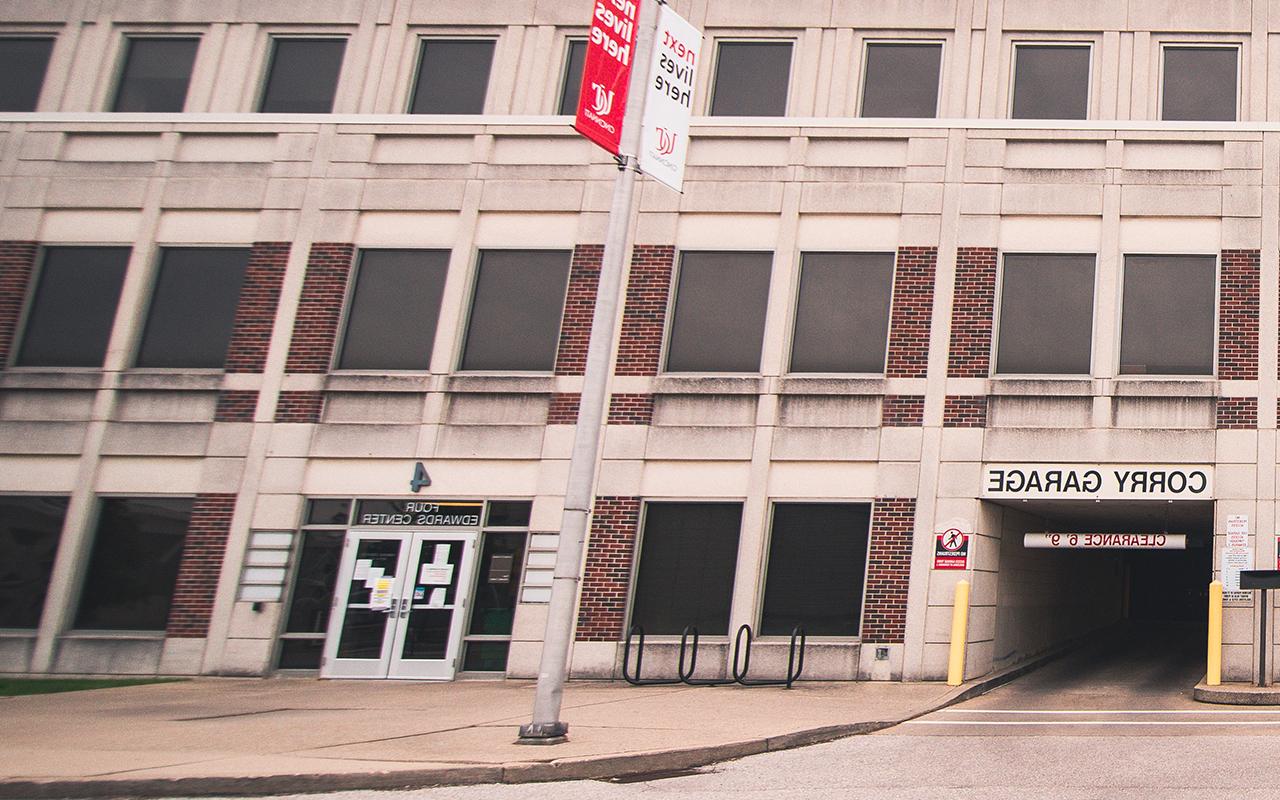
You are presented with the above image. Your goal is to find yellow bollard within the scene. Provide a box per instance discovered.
[1207,579,1223,686]
[947,579,971,686]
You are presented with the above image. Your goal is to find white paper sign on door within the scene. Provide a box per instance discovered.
[420,563,454,585]
[370,576,394,610]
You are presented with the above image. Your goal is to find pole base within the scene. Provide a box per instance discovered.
[516,721,569,745]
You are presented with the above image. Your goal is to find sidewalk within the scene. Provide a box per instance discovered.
[0,676,976,798]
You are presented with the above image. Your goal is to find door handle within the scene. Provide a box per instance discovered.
[386,598,398,615]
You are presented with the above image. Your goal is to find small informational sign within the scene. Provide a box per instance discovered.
[638,3,701,192]
[369,576,394,611]
[1222,547,1252,593]
[982,464,1212,501]
[1024,533,1186,550]
[934,529,970,570]
[1227,515,1249,549]
[420,564,454,586]
[353,500,482,528]
[488,553,516,584]
[574,0,642,155]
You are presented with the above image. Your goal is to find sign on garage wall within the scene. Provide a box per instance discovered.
[1024,533,1186,550]
[934,528,971,569]
[982,464,1213,501]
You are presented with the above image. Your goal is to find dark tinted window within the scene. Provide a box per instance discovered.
[997,254,1095,374]
[0,496,68,628]
[283,531,343,635]
[74,497,192,631]
[337,250,448,370]
[558,39,588,115]
[16,247,129,367]
[761,504,870,636]
[305,499,350,526]
[1012,45,1090,120]
[485,500,532,527]
[667,251,772,373]
[460,250,571,371]
[861,42,942,118]
[112,38,198,112]
[259,38,346,113]
[1120,255,1216,375]
[135,248,249,368]
[410,39,495,114]
[0,38,54,111]
[790,252,894,373]
[710,41,792,116]
[1162,47,1238,121]
[631,503,741,635]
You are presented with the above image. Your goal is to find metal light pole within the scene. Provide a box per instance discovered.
[518,0,661,744]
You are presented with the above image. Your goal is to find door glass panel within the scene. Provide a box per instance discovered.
[398,539,464,661]
[468,532,525,635]
[401,609,453,660]
[335,538,400,659]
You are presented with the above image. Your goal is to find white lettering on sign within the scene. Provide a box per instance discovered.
[983,464,1212,500]
[1024,533,1187,550]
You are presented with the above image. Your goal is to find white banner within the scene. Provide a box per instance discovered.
[982,464,1213,501]
[639,4,700,192]
[1025,533,1186,550]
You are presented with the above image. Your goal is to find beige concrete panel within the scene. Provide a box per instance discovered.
[435,425,545,459]
[998,0,1123,30]
[933,498,980,534]
[800,182,903,214]
[215,638,273,677]
[595,459,644,496]
[249,492,303,531]
[764,461,877,498]
[964,139,1004,168]
[1217,464,1259,499]
[445,393,549,424]
[264,425,314,458]
[880,427,924,462]
[155,210,259,243]
[1128,0,1252,32]
[372,135,474,164]
[902,184,945,215]
[1217,430,1260,464]
[227,602,281,640]
[0,636,34,672]
[262,179,307,210]
[1112,397,1214,429]
[44,178,148,209]
[918,641,948,680]
[53,638,164,675]
[653,395,757,426]
[805,139,908,168]
[680,181,786,214]
[158,637,206,676]
[771,427,879,460]
[777,394,880,427]
[1224,140,1264,169]
[489,135,593,165]
[795,214,899,249]
[355,180,466,212]
[304,457,540,496]
[876,461,921,497]
[961,184,1001,215]
[0,391,95,421]
[353,211,458,245]
[1123,141,1225,170]
[907,137,949,166]
[0,455,79,491]
[1119,217,1220,251]
[161,178,269,210]
[638,461,750,497]
[480,180,583,212]
[206,424,253,457]
[988,397,1094,428]
[61,134,162,162]
[94,457,203,492]
[1121,185,1222,217]
[997,216,1101,251]
[902,213,944,243]
[1224,185,1263,217]
[511,601,549,642]
[505,640,541,679]
[257,456,307,495]
[0,422,86,455]
[1222,216,1262,249]
[18,131,60,161]
[177,134,277,163]
[542,423,577,458]
[569,640,620,679]
[939,428,984,462]
[703,0,831,25]
[983,427,1217,462]
[324,393,425,424]
[99,423,212,456]
[1004,141,1107,170]
[4,174,48,208]
[830,0,954,27]
[310,424,420,458]
[39,210,140,242]
[674,213,780,249]
[1000,185,1103,216]
[474,212,579,247]
[0,208,40,240]
[938,461,983,499]
[685,138,790,168]
[646,426,755,460]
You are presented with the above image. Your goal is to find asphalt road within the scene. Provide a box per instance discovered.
[198,623,1280,799]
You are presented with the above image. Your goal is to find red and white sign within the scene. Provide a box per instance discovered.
[574,0,641,155]
[934,529,971,570]
[638,4,701,192]
[1024,532,1186,550]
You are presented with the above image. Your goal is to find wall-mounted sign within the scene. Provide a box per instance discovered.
[1024,533,1186,550]
[934,529,971,569]
[982,464,1212,501]
[353,499,482,528]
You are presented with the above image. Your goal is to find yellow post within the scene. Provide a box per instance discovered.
[947,579,971,686]
[1207,579,1223,686]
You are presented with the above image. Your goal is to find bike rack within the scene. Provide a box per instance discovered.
[731,624,806,689]
[621,624,683,686]
[677,626,736,686]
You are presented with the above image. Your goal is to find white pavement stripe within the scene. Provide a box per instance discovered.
[939,708,1280,715]
[908,719,1280,726]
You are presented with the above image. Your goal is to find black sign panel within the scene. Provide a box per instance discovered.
[353,499,483,528]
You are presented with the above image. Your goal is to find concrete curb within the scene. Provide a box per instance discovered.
[1193,681,1280,705]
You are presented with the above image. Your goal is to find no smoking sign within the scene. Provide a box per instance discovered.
[934,528,971,570]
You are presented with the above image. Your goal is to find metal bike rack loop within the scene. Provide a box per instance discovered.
[677,626,736,686]
[731,624,807,689]
[621,624,682,686]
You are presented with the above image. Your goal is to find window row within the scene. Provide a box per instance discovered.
[11,247,1219,377]
[0,33,1246,121]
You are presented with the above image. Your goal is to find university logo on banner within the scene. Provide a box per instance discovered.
[575,0,641,155]
[639,4,701,192]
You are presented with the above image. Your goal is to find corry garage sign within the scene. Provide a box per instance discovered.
[983,464,1213,501]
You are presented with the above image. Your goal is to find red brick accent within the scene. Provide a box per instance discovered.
[284,243,354,373]
[214,390,258,422]
[608,393,654,424]
[575,496,640,642]
[862,498,915,643]
[1217,249,1259,380]
[554,244,603,376]
[943,396,988,428]
[167,493,237,638]
[947,247,998,377]
[547,392,581,424]
[885,247,937,378]
[274,390,324,423]
[0,241,39,366]
[881,395,924,427]
[225,242,290,373]
[1217,397,1257,429]
[615,245,675,376]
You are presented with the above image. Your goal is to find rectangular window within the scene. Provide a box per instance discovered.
[74,497,192,631]
[996,254,1095,374]
[710,41,792,116]
[112,37,198,112]
[761,504,871,637]
[666,251,772,373]
[461,530,527,672]
[790,252,894,373]
[15,247,129,368]
[258,37,346,113]
[1120,255,1216,375]
[861,42,942,118]
[460,250,571,371]
[277,530,344,670]
[1011,44,1090,120]
[410,39,495,114]
[0,496,68,629]
[0,37,54,111]
[557,39,587,115]
[337,250,449,371]
[630,503,742,636]
[135,248,249,368]
[1161,46,1238,121]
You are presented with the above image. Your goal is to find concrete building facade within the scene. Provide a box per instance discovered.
[0,0,1273,684]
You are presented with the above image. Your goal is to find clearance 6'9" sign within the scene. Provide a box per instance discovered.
[982,464,1213,501]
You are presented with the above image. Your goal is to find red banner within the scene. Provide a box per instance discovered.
[575,0,641,155]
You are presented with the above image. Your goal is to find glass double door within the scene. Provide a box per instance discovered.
[321,530,476,679]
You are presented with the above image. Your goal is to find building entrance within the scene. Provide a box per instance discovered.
[321,530,477,679]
